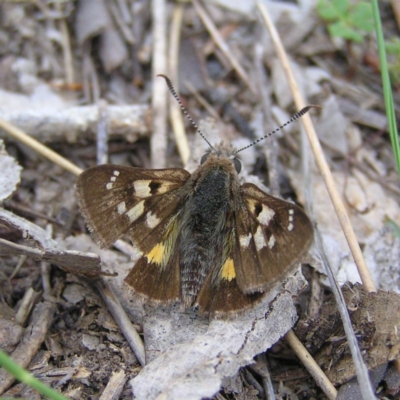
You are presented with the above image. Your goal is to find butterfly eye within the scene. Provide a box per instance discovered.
[233,158,242,173]
[200,153,209,164]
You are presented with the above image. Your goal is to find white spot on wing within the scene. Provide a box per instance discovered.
[258,205,275,225]
[117,201,126,214]
[239,233,252,248]
[146,211,161,228]
[287,209,294,230]
[111,176,116,182]
[127,200,145,222]
[106,182,113,190]
[133,180,152,197]
[268,234,276,248]
[113,170,120,176]
[254,226,266,250]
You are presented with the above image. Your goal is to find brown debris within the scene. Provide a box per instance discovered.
[296,284,400,385]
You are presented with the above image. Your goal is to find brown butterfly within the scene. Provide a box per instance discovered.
[76,76,314,316]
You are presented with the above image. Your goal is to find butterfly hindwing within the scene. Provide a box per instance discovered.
[124,213,182,303]
[233,183,313,294]
[195,229,264,316]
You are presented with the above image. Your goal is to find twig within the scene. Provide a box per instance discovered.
[95,280,146,366]
[0,105,149,143]
[0,118,83,176]
[151,0,168,168]
[56,1,75,85]
[97,99,109,165]
[0,238,109,278]
[109,0,135,45]
[252,355,276,400]
[285,330,338,400]
[0,301,57,395]
[5,200,64,226]
[15,287,41,326]
[192,0,255,94]
[243,369,265,397]
[41,262,52,298]
[168,3,190,165]
[9,255,27,280]
[99,369,127,400]
[82,44,100,103]
[184,80,221,122]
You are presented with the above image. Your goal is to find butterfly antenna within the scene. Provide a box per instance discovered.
[234,105,320,154]
[158,74,214,150]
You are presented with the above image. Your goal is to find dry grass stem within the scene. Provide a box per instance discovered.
[15,287,40,326]
[183,80,221,123]
[168,3,190,165]
[97,99,109,165]
[285,330,338,400]
[192,0,256,94]
[57,3,75,85]
[151,0,168,168]
[95,280,146,366]
[98,369,127,400]
[109,1,135,45]
[0,118,83,176]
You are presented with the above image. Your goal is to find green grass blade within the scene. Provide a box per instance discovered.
[371,0,400,176]
[0,350,68,400]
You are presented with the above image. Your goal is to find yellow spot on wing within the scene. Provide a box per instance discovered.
[221,258,236,281]
[146,243,165,264]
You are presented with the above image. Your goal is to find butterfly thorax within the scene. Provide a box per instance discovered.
[178,152,240,308]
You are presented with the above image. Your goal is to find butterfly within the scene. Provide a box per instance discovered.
[76,76,314,317]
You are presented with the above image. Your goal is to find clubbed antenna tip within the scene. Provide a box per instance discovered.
[234,105,321,154]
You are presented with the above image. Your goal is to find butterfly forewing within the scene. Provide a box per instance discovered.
[76,165,190,248]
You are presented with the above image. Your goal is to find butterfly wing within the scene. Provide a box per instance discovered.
[76,165,191,303]
[76,165,190,247]
[196,182,313,316]
[195,229,265,316]
[233,183,313,294]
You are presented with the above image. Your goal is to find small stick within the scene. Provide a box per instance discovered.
[168,3,190,165]
[0,301,57,395]
[192,0,256,94]
[95,280,146,366]
[97,99,109,165]
[285,330,338,400]
[151,0,168,168]
[0,118,83,176]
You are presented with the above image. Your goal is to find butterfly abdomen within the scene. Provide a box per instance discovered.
[179,165,234,307]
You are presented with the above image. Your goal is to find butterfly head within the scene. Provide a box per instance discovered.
[200,142,242,174]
